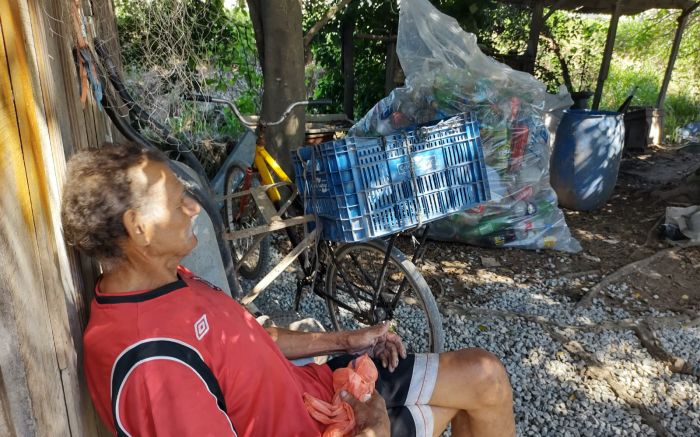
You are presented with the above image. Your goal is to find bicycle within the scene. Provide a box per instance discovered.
[93,41,445,353]
[192,94,324,280]
[188,94,445,354]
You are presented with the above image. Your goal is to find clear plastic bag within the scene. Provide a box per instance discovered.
[348,0,581,252]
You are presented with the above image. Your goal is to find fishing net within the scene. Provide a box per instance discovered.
[111,0,261,176]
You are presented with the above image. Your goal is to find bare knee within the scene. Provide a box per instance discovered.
[453,348,512,408]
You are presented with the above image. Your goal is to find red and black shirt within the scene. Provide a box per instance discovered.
[84,266,334,436]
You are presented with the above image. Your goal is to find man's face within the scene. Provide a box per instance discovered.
[131,159,201,259]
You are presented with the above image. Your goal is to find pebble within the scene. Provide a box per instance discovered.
[252,242,699,436]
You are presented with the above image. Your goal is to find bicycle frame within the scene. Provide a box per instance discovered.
[253,135,292,203]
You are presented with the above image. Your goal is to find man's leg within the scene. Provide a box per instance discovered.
[328,349,514,436]
[431,407,472,437]
[429,348,515,437]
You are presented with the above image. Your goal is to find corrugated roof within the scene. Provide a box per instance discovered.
[504,0,696,15]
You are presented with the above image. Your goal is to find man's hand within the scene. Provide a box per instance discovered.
[341,390,390,437]
[345,323,407,372]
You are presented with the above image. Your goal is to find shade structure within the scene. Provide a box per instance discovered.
[504,0,695,15]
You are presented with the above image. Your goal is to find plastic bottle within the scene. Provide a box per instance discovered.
[512,200,537,218]
[513,216,550,241]
[457,213,516,241]
[473,78,494,103]
[510,96,521,121]
[513,218,532,241]
[483,127,510,171]
[375,118,395,136]
[476,215,513,236]
[390,111,412,130]
[542,235,557,249]
[377,98,393,120]
[510,185,535,202]
[509,122,529,172]
[478,229,517,247]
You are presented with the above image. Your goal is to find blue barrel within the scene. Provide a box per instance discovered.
[550,110,624,211]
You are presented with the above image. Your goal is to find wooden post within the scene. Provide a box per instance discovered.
[0,22,38,437]
[0,1,74,435]
[525,0,545,74]
[341,6,357,119]
[592,0,622,110]
[385,40,398,95]
[656,3,699,109]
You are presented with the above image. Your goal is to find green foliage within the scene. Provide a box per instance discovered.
[304,0,492,119]
[664,95,700,141]
[536,11,606,93]
[537,9,700,138]
[616,9,700,102]
[114,1,261,115]
[480,3,530,55]
[116,0,226,69]
[303,0,400,118]
[116,0,700,145]
[114,0,262,174]
[305,16,344,114]
[599,64,660,110]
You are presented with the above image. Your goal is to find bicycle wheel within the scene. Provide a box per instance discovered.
[325,240,444,353]
[224,162,271,280]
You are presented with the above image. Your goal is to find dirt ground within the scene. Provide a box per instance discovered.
[413,143,700,315]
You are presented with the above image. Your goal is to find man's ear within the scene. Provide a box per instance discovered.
[123,209,150,247]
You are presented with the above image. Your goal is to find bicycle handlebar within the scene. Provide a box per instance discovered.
[266,99,332,127]
[185,94,332,128]
[187,94,257,128]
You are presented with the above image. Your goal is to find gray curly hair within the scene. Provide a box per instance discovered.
[60,142,167,265]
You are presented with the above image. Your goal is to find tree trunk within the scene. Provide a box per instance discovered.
[246,0,306,174]
[592,0,622,110]
[525,0,545,74]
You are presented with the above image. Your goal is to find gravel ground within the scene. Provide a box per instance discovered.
[245,239,700,436]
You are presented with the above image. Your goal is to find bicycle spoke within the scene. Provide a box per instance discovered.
[325,241,443,353]
[374,235,398,293]
[331,251,373,322]
[224,166,270,279]
[348,252,378,291]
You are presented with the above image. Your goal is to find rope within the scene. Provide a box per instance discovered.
[71,0,89,106]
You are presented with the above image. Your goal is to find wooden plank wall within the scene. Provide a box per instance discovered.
[1,0,120,435]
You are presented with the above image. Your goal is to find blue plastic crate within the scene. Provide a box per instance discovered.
[293,112,490,242]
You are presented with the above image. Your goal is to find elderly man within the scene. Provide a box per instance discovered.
[61,142,515,437]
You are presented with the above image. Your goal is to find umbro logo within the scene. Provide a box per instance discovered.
[194,314,209,340]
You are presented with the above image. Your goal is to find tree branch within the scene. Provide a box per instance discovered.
[632,322,700,378]
[303,0,354,47]
[576,242,700,308]
[355,33,397,42]
[540,24,573,92]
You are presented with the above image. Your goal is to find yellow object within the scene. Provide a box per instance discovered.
[254,145,292,202]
